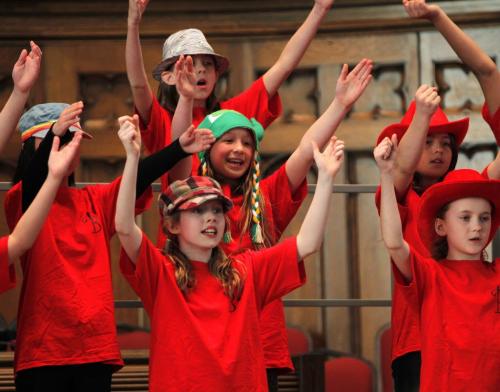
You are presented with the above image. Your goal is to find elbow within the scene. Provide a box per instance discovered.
[114,219,131,237]
[476,61,498,79]
[297,237,323,260]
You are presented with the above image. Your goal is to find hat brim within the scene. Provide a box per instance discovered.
[377,117,469,146]
[152,53,229,81]
[24,125,93,142]
[177,194,233,212]
[418,180,500,253]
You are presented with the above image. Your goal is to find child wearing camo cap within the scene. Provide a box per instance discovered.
[115,108,346,391]
[5,102,213,391]
[126,0,337,183]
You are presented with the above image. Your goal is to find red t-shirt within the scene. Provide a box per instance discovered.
[393,251,500,392]
[120,234,306,392]
[0,235,15,293]
[156,165,307,370]
[3,179,152,373]
[139,76,282,188]
[482,102,500,145]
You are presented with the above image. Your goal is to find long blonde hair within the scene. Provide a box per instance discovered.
[163,212,245,310]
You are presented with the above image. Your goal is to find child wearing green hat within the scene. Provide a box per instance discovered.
[170,57,371,386]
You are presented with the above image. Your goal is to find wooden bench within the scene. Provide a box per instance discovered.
[0,351,324,391]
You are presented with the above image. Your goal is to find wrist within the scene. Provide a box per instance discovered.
[330,98,351,115]
[428,6,444,23]
[312,2,332,15]
[12,86,30,97]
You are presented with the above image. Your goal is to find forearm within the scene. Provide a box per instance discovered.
[286,98,349,190]
[486,151,500,180]
[116,153,143,263]
[263,2,330,96]
[136,138,190,196]
[171,95,193,140]
[296,171,333,259]
[431,7,499,112]
[8,174,60,263]
[126,23,153,123]
[0,88,29,152]
[379,172,411,280]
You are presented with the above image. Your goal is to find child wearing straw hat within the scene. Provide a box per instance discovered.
[375,134,500,392]
[126,0,336,182]
[115,107,346,390]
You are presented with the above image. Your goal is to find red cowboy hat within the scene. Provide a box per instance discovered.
[417,169,500,253]
[377,100,469,146]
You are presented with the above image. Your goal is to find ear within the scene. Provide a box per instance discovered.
[435,218,447,237]
[161,70,176,86]
[166,219,181,235]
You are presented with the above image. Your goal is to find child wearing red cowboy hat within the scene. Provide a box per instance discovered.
[403,0,500,158]
[375,134,500,391]
[126,0,337,184]
[374,84,472,390]
[115,110,346,391]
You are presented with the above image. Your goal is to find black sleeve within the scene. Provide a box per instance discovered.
[136,138,190,198]
[21,130,55,212]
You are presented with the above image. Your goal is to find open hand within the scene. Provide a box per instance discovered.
[48,132,83,180]
[12,41,42,94]
[175,55,197,99]
[118,114,142,156]
[52,101,83,137]
[335,59,373,109]
[312,136,344,178]
[179,125,216,154]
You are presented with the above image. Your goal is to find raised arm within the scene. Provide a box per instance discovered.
[0,41,42,153]
[115,116,144,264]
[126,0,154,124]
[392,85,440,198]
[285,59,372,191]
[296,137,343,259]
[374,134,412,280]
[263,0,334,97]
[403,0,500,114]
[8,133,82,263]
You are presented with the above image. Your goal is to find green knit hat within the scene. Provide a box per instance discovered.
[197,109,264,161]
[197,109,265,245]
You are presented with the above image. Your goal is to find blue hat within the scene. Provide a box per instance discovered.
[18,103,92,142]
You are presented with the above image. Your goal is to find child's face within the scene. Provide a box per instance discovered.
[435,197,492,260]
[191,55,218,104]
[209,128,255,180]
[416,133,453,181]
[170,199,225,260]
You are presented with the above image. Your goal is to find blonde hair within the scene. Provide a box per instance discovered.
[199,152,273,249]
[162,212,245,310]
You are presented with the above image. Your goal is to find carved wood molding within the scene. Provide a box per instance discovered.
[1,1,499,39]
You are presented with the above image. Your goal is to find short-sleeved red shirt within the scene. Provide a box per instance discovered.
[156,165,307,370]
[482,102,500,145]
[0,235,15,293]
[4,179,152,373]
[139,76,282,188]
[120,234,305,392]
[393,251,500,392]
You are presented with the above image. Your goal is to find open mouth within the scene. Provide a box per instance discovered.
[226,158,244,167]
[201,227,218,237]
[196,79,207,87]
[430,158,444,164]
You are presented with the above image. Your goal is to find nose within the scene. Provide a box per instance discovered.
[232,139,244,153]
[432,141,443,153]
[205,210,218,222]
[194,59,206,74]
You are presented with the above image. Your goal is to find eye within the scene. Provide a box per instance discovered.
[480,214,491,223]
[213,206,223,214]
[425,138,432,146]
[460,215,470,222]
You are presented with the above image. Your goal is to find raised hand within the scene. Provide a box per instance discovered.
[335,58,373,109]
[48,131,83,180]
[52,101,84,137]
[179,125,216,154]
[128,0,149,26]
[175,55,197,99]
[314,0,335,10]
[118,114,142,156]
[312,136,344,178]
[414,84,440,117]
[403,0,440,20]
[374,134,398,173]
[12,41,42,94]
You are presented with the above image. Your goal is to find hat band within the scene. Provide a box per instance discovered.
[21,121,83,142]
